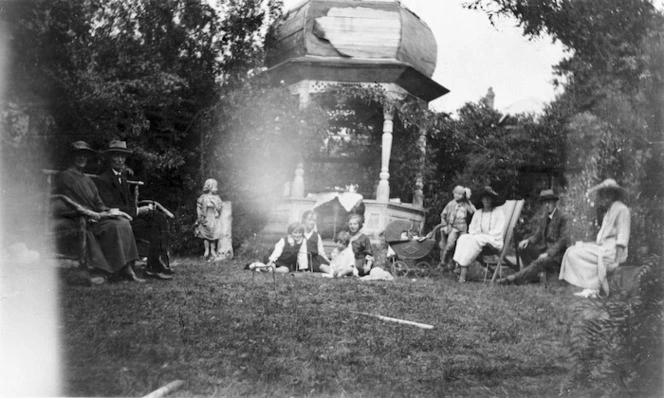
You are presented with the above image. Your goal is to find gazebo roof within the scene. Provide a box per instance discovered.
[265,0,449,102]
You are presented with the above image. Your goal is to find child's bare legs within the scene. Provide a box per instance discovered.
[319,264,333,275]
[203,240,211,258]
[210,240,219,260]
[335,268,354,278]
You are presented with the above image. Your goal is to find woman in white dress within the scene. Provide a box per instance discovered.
[559,179,631,298]
[453,186,506,283]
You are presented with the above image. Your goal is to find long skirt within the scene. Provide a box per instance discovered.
[559,241,619,291]
[87,218,139,274]
[453,234,503,267]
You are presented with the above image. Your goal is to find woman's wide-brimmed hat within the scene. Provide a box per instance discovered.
[588,178,627,197]
[70,141,96,154]
[538,189,559,202]
[105,140,133,155]
[479,186,499,200]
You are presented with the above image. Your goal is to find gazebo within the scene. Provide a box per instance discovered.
[260,0,449,242]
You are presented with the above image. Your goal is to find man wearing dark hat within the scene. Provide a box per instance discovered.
[95,140,173,280]
[55,141,142,283]
[498,189,569,285]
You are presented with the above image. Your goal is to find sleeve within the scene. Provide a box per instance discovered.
[316,234,330,261]
[615,206,631,248]
[546,214,570,257]
[363,236,374,257]
[90,183,109,212]
[527,219,543,245]
[468,210,481,234]
[196,195,205,220]
[440,201,452,225]
[268,238,285,263]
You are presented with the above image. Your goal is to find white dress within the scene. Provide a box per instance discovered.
[453,207,506,267]
[559,201,630,292]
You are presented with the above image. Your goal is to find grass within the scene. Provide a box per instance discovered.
[59,256,582,397]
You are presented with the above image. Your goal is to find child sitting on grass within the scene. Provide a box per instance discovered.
[329,231,357,278]
[348,214,374,276]
[266,222,307,273]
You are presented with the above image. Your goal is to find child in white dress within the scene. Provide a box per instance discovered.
[195,178,223,261]
[329,231,357,278]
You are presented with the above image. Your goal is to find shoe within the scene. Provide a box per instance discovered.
[124,266,146,283]
[497,275,516,285]
[538,272,547,285]
[145,269,173,280]
[90,276,107,285]
[573,288,599,298]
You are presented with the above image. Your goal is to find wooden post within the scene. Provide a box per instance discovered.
[413,125,427,208]
[376,106,394,203]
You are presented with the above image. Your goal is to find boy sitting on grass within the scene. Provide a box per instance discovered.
[329,231,358,278]
[266,222,308,273]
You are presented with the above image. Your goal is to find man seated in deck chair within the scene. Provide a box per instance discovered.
[497,189,570,285]
[94,140,173,280]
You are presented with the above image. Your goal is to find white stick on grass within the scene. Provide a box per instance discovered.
[142,380,185,398]
[351,311,434,329]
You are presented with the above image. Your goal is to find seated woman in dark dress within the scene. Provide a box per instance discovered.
[55,141,142,284]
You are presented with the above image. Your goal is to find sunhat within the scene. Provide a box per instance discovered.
[588,178,627,197]
[479,186,499,200]
[70,141,96,154]
[105,140,133,155]
[538,189,559,202]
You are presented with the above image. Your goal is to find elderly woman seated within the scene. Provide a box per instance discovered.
[54,141,143,284]
[452,186,506,283]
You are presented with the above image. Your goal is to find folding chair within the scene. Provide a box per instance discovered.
[478,199,525,284]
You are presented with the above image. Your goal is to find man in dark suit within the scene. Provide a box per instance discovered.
[498,189,570,285]
[95,140,173,280]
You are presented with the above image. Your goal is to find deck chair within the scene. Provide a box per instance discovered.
[478,199,525,284]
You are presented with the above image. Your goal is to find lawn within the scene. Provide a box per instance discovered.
[56,255,586,397]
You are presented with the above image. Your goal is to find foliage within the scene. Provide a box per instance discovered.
[0,0,283,251]
[467,0,664,254]
[563,255,664,397]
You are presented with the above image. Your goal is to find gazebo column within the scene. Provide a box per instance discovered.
[412,125,427,208]
[376,106,394,203]
[290,81,310,199]
[291,162,305,199]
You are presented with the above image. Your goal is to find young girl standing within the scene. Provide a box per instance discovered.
[438,185,476,268]
[195,178,223,261]
[347,214,374,276]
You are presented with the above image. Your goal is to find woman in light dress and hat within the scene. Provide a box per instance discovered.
[559,179,631,298]
[452,186,506,283]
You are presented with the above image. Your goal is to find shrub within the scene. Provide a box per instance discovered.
[563,255,664,397]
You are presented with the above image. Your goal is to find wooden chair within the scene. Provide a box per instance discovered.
[478,199,525,284]
[43,169,145,267]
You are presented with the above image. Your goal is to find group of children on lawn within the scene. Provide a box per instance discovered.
[265,211,374,277]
